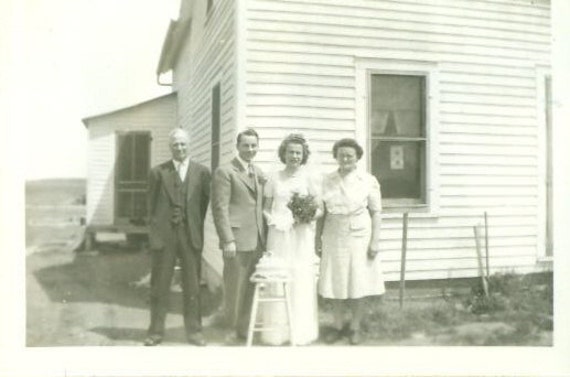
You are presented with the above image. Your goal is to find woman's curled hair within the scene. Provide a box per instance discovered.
[278,133,311,165]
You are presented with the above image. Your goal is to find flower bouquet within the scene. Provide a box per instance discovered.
[287,192,318,224]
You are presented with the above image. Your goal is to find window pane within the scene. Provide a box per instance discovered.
[370,75,424,137]
[370,140,424,200]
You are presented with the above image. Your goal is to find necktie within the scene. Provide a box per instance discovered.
[177,161,186,181]
[247,164,256,186]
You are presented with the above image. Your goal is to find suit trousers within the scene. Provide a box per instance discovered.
[223,247,263,337]
[148,225,202,337]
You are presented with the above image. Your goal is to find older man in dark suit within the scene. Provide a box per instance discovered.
[144,128,211,346]
[212,128,266,342]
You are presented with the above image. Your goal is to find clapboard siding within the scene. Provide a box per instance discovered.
[85,94,177,226]
[174,0,236,164]
[244,0,550,280]
[173,0,237,284]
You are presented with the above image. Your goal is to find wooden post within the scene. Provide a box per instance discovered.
[484,212,490,278]
[473,225,489,297]
[399,213,409,309]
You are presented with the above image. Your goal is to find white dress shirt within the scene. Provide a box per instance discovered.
[173,157,190,182]
[236,155,253,175]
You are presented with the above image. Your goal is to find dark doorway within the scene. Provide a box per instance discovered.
[115,131,151,226]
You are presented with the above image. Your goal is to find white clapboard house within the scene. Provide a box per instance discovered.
[82,93,177,248]
[154,0,553,284]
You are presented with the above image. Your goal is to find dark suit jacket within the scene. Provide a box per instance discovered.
[211,158,265,251]
[148,159,211,251]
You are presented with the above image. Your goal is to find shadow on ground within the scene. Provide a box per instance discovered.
[32,246,223,316]
[33,248,151,311]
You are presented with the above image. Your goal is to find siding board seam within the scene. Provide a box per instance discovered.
[248,30,549,53]
[248,9,549,36]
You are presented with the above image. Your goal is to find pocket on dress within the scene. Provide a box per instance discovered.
[349,214,369,237]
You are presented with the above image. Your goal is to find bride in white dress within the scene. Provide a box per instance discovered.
[260,134,321,345]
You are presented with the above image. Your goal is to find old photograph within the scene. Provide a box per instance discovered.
[2,0,570,375]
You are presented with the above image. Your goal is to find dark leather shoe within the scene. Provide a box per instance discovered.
[323,328,342,344]
[348,329,363,345]
[144,335,162,346]
[187,332,206,346]
[236,331,247,341]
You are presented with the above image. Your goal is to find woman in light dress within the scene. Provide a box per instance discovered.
[316,138,385,345]
[260,134,321,345]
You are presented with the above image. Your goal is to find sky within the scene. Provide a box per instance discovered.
[4,0,179,180]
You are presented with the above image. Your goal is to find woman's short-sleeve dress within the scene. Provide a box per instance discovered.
[318,169,386,299]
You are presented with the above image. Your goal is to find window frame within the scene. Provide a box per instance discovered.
[355,59,440,217]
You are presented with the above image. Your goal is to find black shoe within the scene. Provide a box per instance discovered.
[348,329,363,345]
[340,322,351,336]
[225,332,246,346]
[323,328,342,344]
[144,335,162,346]
[187,332,206,346]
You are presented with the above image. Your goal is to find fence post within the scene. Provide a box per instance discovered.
[484,211,490,278]
[399,213,409,309]
[473,225,489,297]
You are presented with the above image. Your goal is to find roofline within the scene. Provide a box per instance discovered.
[81,92,177,127]
[156,20,178,75]
[156,18,192,75]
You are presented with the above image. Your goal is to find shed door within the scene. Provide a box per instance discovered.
[115,131,151,225]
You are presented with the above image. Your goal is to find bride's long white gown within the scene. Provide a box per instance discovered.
[260,169,319,345]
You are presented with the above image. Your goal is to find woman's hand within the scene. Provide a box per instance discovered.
[315,239,323,257]
[367,247,380,260]
[312,207,324,221]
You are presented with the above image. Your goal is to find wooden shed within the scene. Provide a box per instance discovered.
[82,93,177,247]
[156,0,554,285]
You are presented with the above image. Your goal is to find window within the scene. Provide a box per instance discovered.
[211,82,221,171]
[369,74,427,206]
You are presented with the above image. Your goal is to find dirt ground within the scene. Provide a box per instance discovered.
[25,179,552,347]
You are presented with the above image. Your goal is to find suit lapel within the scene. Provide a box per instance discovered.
[232,158,256,193]
[162,161,180,205]
[185,161,198,201]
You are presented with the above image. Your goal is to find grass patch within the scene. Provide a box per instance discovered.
[320,272,553,345]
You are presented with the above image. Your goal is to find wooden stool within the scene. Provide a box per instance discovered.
[246,271,295,346]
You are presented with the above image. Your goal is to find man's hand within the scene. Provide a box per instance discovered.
[222,241,237,258]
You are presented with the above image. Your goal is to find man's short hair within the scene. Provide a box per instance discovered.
[169,128,189,143]
[236,128,259,145]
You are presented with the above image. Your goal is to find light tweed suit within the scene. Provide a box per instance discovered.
[211,157,266,337]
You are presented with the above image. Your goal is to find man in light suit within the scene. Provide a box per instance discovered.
[212,128,266,341]
[144,128,211,346]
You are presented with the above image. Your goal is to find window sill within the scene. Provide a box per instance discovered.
[381,205,439,219]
